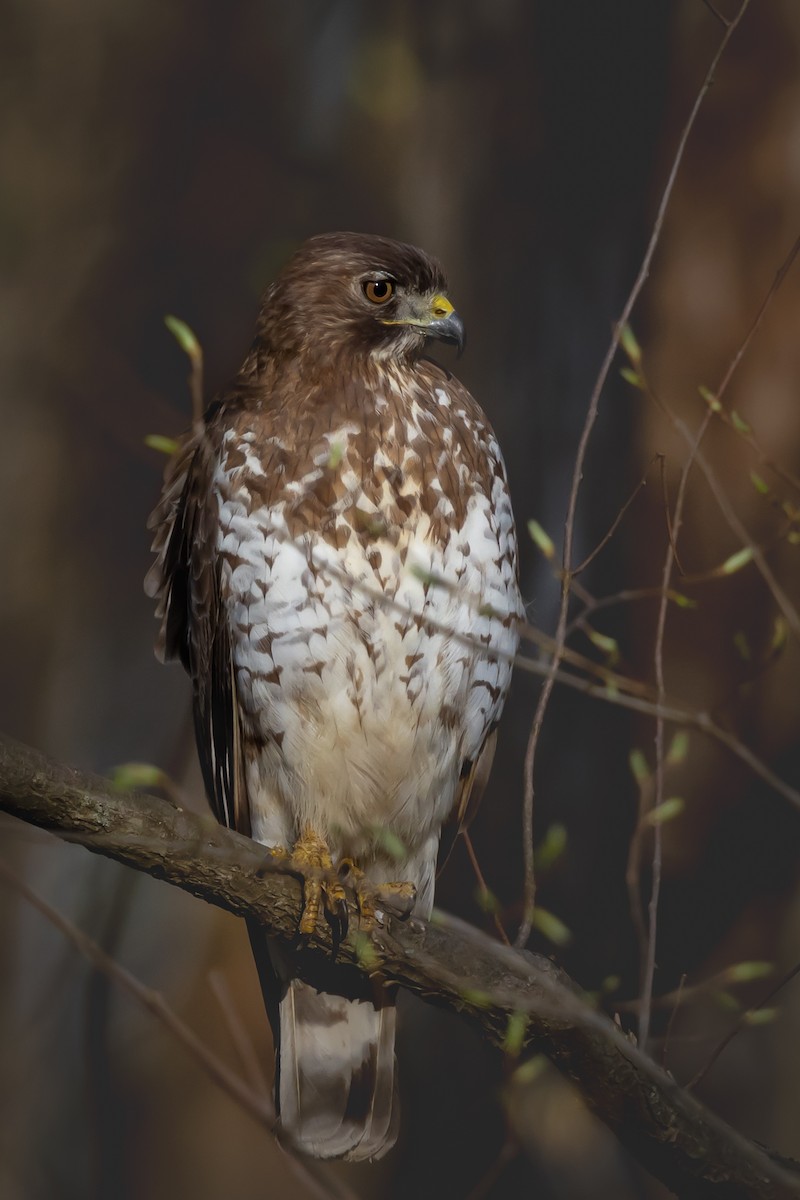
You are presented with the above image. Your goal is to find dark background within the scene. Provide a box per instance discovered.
[2,2,800,1197]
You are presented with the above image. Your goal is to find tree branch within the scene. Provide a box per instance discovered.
[1,733,798,1199]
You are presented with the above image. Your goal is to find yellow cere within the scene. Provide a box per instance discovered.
[430,294,454,318]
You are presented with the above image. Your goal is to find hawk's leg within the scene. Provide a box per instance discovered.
[290,825,348,936]
[338,859,417,930]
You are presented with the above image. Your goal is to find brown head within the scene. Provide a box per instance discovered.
[254,232,465,366]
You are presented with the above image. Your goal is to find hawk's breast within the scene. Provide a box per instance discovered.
[213,372,521,852]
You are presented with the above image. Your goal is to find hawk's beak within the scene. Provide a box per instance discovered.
[422,295,466,356]
[381,293,466,356]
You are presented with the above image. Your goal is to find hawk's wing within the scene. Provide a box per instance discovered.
[145,428,249,835]
[436,725,498,877]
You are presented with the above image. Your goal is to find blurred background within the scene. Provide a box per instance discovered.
[2,1,800,1197]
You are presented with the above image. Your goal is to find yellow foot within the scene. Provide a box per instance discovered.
[289,826,348,935]
[337,859,417,930]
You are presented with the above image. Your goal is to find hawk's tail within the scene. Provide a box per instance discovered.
[277,980,398,1161]
[248,923,399,1162]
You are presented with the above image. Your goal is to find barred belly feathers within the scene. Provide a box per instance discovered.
[146,232,522,1161]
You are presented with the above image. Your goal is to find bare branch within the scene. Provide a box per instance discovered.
[1,733,798,1199]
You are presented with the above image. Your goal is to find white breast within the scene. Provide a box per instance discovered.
[213,412,521,876]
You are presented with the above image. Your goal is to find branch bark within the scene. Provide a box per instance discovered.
[1,733,798,1200]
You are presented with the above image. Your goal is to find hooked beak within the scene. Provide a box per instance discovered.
[423,295,466,356]
[381,292,466,356]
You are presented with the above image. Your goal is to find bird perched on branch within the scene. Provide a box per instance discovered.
[146,232,522,1160]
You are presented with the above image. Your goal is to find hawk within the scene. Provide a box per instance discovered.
[146,232,522,1160]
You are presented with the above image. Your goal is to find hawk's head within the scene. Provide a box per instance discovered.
[257,232,465,364]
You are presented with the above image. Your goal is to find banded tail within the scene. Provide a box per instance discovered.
[248,924,399,1161]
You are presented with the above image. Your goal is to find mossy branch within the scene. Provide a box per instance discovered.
[1,732,798,1200]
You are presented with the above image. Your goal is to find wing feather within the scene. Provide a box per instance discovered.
[145,430,249,834]
[436,726,498,876]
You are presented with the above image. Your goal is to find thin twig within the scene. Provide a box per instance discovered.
[638,719,661,1055]
[464,1138,519,1200]
[700,0,731,29]
[545,666,800,811]
[659,452,686,575]
[208,970,272,1097]
[645,390,800,643]
[676,522,794,585]
[717,234,800,400]
[639,421,706,1050]
[621,964,772,1015]
[705,398,800,496]
[638,227,800,634]
[572,468,652,576]
[696,444,800,638]
[515,0,753,949]
[687,961,800,1092]
[462,829,511,946]
[662,972,687,1070]
[515,624,800,810]
[563,586,689,641]
[625,770,652,977]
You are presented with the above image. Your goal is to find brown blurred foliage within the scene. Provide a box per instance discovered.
[1,2,799,1198]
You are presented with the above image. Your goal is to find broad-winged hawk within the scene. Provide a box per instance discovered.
[146,232,522,1160]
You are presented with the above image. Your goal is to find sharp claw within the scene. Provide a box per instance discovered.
[335,897,352,940]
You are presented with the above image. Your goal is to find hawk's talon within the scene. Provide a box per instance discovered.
[374,881,417,920]
[338,858,416,931]
[289,826,348,936]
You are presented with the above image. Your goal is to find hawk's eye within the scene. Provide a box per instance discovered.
[363,278,395,305]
